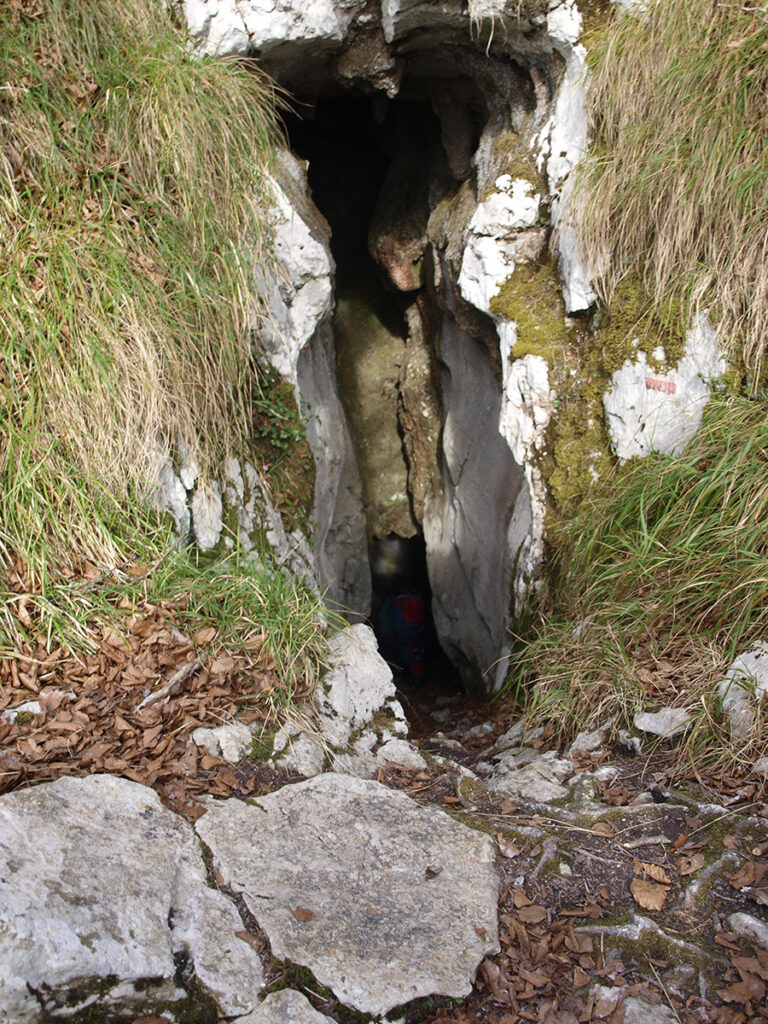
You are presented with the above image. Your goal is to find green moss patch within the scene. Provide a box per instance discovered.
[490,259,575,365]
[250,365,316,536]
[601,275,686,376]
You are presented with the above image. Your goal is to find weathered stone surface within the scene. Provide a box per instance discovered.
[334,289,413,538]
[718,642,768,737]
[376,737,427,771]
[184,0,363,60]
[569,726,608,756]
[728,912,768,951]
[488,751,573,803]
[0,775,264,1023]
[192,721,253,763]
[623,997,681,1024]
[195,774,499,1016]
[498,336,553,598]
[238,989,337,1024]
[316,623,399,748]
[256,149,334,389]
[271,624,409,778]
[458,176,544,314]
[604,312,725,461]
[633,708,692,739]
[297,320,371,618]
[423,319,525,693]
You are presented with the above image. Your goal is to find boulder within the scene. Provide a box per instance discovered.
[0,775,264,1023]
[195,773,499,1016]
[271,624,413,778]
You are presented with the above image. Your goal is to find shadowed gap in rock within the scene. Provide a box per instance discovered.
[285,92,465,703]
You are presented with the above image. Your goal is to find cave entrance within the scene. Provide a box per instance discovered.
[285,87,480,699]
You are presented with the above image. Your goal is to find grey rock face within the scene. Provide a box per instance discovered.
[298,319,371,619]
[0,775,264,1023]
[195,773,499,1016]
[423,319,524,693]
[238,989,337,1024]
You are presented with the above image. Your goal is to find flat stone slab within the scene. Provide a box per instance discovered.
[0,775,264,1023]
[196,773,500,1016]
[238,989,336,1024]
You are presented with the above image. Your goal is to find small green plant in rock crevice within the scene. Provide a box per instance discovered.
[250,364,316,535]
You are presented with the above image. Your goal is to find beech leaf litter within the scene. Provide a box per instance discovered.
[0,598,282,820]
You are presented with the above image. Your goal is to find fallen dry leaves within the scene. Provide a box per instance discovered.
[0,600,279,819]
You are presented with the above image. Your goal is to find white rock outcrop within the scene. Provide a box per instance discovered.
[0,775,265,1023]
[458,176,543,314]
[195,773,500,1016]
[184,0,362,58]
[604,313,725,460]
[255,149,334,388]
[718,642,768,737]
[271,624,413,777]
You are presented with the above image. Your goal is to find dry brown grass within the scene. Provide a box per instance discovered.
[574,0,768,381]
[0,0,280,572]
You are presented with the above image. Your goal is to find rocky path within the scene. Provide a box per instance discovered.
[1,625,767,1024]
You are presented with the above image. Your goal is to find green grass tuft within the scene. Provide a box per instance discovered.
[512,393,768,761]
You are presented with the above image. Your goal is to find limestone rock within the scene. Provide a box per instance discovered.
[191,482,223,551]
[196,774,499,1016]
[623,998,680,1024]
[604,312,725,461]
[192,721,253,763]
[633,708,693,739]
[238,989,337,1024]
[256,149,334,389]
[271,625,408,778]
[423,320,525,693]
[184,0,363,61]
[498,338,553,598]
[718,642,768,737]
[376,738,426,771]
[297,319,371,618]
[458,177,545,315]
[316,623,399,748]
[2,699,42,723]
[569,726,608,756]
[272,723,328,776]
[728,912,768,951]
[0,775,264,1023]
[488,751,573,803]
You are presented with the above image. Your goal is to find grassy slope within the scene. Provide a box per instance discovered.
[0,0,327,696]
[512,0,768,769]
[575,0,768,383]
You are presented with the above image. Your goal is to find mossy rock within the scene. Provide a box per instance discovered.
[489,258,575,365]
[601,274,686,375]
